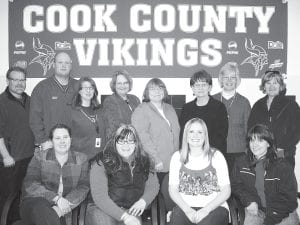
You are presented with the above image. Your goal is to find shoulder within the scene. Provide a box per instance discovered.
[32,78,52,94]
[209,96,224,107]
[182,99,196,109]
[212,92,221,101]
[170,151,181,163]
[72,151,88,164]
[252,96,266,108]
[236,93,250,104]
[127,94,140,102]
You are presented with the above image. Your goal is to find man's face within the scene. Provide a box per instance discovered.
[53,53,72,77]
[6,71,26,98]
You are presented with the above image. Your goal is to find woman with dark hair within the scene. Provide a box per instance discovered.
[248,70,300,167]
[20,124,89,225]
[86,124,159,225]
[103,70,140,140]
[169,118,231,225]
[231,124,299,225]
[131,78,180,183]
[71,77,106,160]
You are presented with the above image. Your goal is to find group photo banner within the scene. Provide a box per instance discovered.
[9,0,287,78]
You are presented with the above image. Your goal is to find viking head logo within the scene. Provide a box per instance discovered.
[29,38,56,76]
[241,38,268,77]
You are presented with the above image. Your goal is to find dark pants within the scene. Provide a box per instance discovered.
[170,205,229,225]
[0,157,32,222]
[20,197,66,225]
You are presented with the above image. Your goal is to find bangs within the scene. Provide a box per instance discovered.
[116,128,136,141]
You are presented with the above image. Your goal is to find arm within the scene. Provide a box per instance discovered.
[103,96,122,141]
[0,138,15,167]
[90,161,126,220]
[23,153,58,202]
[29,85,47,144]
[213,103,228,153]
[243,99,251,133]
[140,172,159,207]
[131,106,161,165]
[64,155,90,209]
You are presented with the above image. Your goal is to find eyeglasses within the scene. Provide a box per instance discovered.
[8,78,26,83]
[81,87,94,91]
[222,76,237,81]
[117,139,135,145]
[192,83,209,89]
[149,87,164,92]
[116,82,129,86]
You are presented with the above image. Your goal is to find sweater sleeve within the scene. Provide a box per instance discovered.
[243,99,251,133]
[90,162,125,220]
[131,106,161,164]
[213,103,228,153]
[29,85,47,144]
[141,172,159,207]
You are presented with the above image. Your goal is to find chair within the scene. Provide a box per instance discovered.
[0,190,82,225]
[157,174,239,225]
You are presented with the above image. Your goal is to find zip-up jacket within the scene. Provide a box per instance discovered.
[231,154,298,225]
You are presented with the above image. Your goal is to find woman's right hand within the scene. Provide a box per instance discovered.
[155,161,163,171]
[57,197,72,215]
[123,214,141,225]
[246,202,258,215]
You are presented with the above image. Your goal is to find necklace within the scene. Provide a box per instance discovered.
[220,92,236,118]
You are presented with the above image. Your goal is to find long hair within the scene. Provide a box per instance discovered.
[246,124,277,167]
[72,77,100,110]
[259,70,286,95]
[180,118,215,164]
[142,78,169,103]
[95,124,150,173]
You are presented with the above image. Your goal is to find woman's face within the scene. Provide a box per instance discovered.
[148,84,164,103]
[187,122,205,149]
[116,135,136,159]
[264,77,281,98]
[249,137,269,159]
[221,71,238,92]
[79,81,95,102]
[115,75,130,97]
[52,128,71,155]
[191,81,211,98]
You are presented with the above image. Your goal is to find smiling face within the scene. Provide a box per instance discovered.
[116,134,136,160]
[187,122,205,149]
[79,81,95,103]
[264,77,281,98]
[221,71,238,92]
[249,137,269,159]
[115,74,130,97]
[53,52,72,77]
[148,84,165,103]
[52,128,71,155]
[191,81,211,98]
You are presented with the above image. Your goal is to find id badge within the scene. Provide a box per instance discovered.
[95,138,101,148]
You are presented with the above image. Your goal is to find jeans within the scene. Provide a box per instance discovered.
[244,209,299,225]
[170,205,229,225]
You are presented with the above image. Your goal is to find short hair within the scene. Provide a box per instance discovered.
[218,62,241,88]
[109,70,133,93]
[180,118,215,164]
[6,66,27,79]
[246,124,277,165]
[190,69,212,87]
[259,70,286,94]
[72,77,100,109]
[54,52,72,63]
[142,78,169,103]
[49,124,72,140]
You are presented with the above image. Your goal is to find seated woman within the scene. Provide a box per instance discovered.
[86,124,159,225]
[20,124,90,225]
[231,124,299,225]
[169,118,231,225]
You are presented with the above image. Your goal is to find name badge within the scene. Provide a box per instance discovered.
[95,138,101,148]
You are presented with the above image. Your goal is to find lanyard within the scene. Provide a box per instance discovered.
[79,108,99,134]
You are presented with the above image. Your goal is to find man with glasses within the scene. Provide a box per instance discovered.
[30,52,78,151]
[0,66,35,217]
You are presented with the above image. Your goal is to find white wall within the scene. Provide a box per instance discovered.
[0,0,300,202]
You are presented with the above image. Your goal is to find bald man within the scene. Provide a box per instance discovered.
[30,52,78,150]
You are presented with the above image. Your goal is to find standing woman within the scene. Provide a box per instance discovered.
[131,78,180,183]
[71,77,106,161]
[248,70,300,168]
[86,124,159,225]
[231,124,299,225]
[20,124,89,225]
[213,62,251,170]
[169,118,231,225]
[103,70,140,140]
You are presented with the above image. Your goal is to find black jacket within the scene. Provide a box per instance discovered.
[248,94,300,157]
[231,154,298,225]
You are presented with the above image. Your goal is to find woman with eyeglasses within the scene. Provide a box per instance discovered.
[71,77,106,160]
[131,78,180,184]
[180,70,228,154]
[248,70,300,168]
[213,62,251,171]
[86,124,159,225]
[231,124,299,225]
[103,70,140,141]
